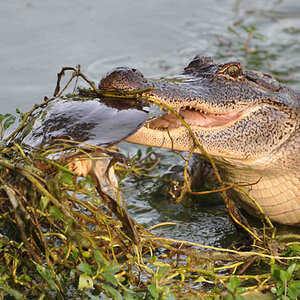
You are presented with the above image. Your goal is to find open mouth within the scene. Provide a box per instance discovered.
[146,106,244,130]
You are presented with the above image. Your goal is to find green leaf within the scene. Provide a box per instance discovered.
[61,172,73,185]
[157,266,170,278]
[235,295,245,300]
[288,263,299,275]
[236,287,247,294]
[16,108,25,120]
[271,265,281,280]
[136,149,142,160]
[228,26,240,37]
[226,284,234,294]
[211,287,222,293]
[224,295,235,300]
[148,282,159,299]
[241,25,256,34]
[72,251,79,261]
[82,251,91,258]
[3,115,16,130]
[78,273,93,290]
[290,244,300,252]
[77,262,93,275]
[0,285,23,300]
[94,250,103,265]
[40,195,50,210]
[164,293,176,300]
[229,276,240,290]
[102,272,118,286]
[226,275,240,293]
[280,270,291,282]
[36,265,59,291]
[162,285,169,294]
[288,287,298,299]
[149,256,158,263]
[106,265,121,275]
[84,291,101,300]
[123,290,134,300]
[290,280,300,288]
[146,146,153,153]
[103,284,122,300]
[49,205,64,220]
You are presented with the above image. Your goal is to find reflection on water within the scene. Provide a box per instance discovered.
[1,0,300,247]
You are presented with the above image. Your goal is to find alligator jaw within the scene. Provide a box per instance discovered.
[146,106,245,131]
[126,104,256,154]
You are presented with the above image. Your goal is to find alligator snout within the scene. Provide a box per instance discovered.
[99,67,149,91]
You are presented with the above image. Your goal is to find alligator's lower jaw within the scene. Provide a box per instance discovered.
[125,125,190,151]
[126,107,248,153]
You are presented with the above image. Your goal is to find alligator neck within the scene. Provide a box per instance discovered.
[222,167,300,226]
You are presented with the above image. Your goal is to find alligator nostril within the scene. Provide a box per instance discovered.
[131,68,137,72]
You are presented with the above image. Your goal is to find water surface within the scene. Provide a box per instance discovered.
[1,0,300,247]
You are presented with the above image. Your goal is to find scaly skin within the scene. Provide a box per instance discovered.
[99,55,300,226]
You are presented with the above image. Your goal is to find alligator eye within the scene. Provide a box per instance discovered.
[218,63,244,79]
[226,65,241,78]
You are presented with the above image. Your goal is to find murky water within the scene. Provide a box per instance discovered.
[1,0,300,247]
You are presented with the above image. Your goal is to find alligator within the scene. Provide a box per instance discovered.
[98,55,300,226]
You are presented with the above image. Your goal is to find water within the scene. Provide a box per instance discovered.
[1,0,300,247]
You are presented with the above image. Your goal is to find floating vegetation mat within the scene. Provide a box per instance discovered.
[0,67,300,299]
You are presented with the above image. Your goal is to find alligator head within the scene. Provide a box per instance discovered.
[99,55,300,225]
[100,55,300,169]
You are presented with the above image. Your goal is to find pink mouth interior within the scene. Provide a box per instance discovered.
[149,109,242,129]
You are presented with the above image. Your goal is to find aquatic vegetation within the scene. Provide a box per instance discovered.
[0,67,300,299]
[215,24,276,71]
[0,113,15,140]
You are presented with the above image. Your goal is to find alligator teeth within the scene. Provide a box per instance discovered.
[152,102,156,107]
[167,110,171,114]
[176,108,181,113]
[159,105,163,111]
